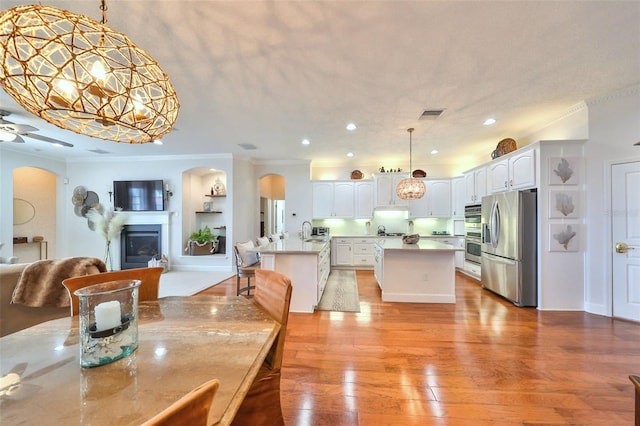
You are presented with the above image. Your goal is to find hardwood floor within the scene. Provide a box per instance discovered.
[198,271,640,425]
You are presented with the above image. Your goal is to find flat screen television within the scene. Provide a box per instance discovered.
[113,180,165,211]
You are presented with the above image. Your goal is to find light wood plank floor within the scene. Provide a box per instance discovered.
[198,271,639,425]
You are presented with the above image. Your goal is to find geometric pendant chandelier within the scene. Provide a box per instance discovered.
[396,127,426,200]
[0,3,179,144]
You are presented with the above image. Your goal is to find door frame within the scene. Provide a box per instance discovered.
[605,156,640,319]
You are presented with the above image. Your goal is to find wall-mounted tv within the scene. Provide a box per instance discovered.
[113,180,165,211]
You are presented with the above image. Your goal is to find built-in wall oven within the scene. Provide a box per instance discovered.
[464,204,482,264]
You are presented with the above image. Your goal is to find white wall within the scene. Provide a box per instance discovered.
[583,85,640,316]
[65,154,234,271]
[254,161,312,240]
[13,167,57,262]
[231,157,258,245]
[0,150,67,261]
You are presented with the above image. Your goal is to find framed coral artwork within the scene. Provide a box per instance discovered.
[549,223,580,252]
[549,157,580,185]
[549,190,580,219]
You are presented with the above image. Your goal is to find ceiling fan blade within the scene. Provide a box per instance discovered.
[12,134,25,143]
[4,123,39,133]
[24,133,74,147]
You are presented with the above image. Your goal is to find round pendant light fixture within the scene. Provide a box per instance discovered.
[396,128,426,200]
[0,3,179,144]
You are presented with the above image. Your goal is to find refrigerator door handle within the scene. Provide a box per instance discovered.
[490,200,500,248]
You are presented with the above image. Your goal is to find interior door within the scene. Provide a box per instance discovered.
[612,161,640,321]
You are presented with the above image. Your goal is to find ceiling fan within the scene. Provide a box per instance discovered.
[0,110,73,147]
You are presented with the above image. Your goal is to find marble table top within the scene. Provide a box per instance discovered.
[0,296,280,426]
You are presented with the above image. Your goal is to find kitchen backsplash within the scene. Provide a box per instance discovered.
[312,211,454,236]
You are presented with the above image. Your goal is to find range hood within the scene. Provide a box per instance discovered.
[374,205,409,212]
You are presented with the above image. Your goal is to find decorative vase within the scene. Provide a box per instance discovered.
[103,240,113,271]
[75,279,141,368]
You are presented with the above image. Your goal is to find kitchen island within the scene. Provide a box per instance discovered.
[259,239,330,313]
[374,239,463,303]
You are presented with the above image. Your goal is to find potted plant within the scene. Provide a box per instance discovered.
[185,226,219,255]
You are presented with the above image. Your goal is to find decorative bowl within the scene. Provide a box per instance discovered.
[351,170,364,180]
[402,234,420,244]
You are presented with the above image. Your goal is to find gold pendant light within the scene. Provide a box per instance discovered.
[0,2,179,144]
[396,128,426,200]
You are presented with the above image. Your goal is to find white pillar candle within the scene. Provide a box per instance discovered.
[94,300,122,331]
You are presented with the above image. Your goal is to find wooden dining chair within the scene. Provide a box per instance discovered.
[61,267,164,316]
[141,379,220,426]
[231,269,292,426]
[631,375,640,426]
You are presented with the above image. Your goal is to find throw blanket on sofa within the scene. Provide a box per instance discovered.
[11,257,107,307]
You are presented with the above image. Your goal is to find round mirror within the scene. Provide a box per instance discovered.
[13,198,36,225]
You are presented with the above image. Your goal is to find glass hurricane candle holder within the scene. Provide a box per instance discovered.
[74,279,141,368]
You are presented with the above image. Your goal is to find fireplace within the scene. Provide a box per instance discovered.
[120,224,161,269]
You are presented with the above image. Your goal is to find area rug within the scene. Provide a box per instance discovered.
[317,270,360,312]
[158,271,234,298]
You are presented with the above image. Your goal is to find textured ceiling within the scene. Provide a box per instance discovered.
[1,0,639,172]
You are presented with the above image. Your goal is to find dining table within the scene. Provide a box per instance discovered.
[0,295,280,425]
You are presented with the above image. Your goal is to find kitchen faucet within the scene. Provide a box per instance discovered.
[301,221,312,240]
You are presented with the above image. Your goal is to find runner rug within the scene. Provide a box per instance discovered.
[317,270,360,312]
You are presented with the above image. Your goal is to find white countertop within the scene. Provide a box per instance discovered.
[332,234,462,239]
[375,239,463,252]
[258,239,329,254]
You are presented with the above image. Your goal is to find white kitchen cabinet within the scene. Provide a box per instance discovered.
[463,260,481,280]
[374,173,409,208]
[464,167,486,205]
[260,241,331,313]
[317,243,331,302]
[487,147,536,193]
[374,243,383,289]
[352,237,376,267]
[312,181,354,218]
[331,237,376,268]
[451,177,465,218]
[408,179,451,218]
[332,237,353,266]
[354,180,374,218]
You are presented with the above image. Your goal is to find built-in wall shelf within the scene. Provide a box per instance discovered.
[204,194,226,198]
[195,211,223,214]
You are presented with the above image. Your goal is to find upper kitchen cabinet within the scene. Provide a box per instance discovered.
[354,180,374,218]
[464,167,486,205]
[409,179,451,218]
[374,173,409,208]
[312,181,354,218]
[487,147,537,193]
[451,177,465,218]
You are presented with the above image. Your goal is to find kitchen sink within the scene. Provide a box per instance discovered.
[304,238,327,243]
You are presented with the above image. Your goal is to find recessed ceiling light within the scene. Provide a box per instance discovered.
[346,123,357,131]
[346,152,354,157]
[430,149,439,155]
[153,139,163,145]
[301,139,310,145]
[483,118,496,126]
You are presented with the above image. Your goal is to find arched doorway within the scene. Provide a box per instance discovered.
[259,174,285,238]
[12,167,57,262]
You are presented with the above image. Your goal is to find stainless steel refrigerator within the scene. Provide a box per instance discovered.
[481,190,537,307]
